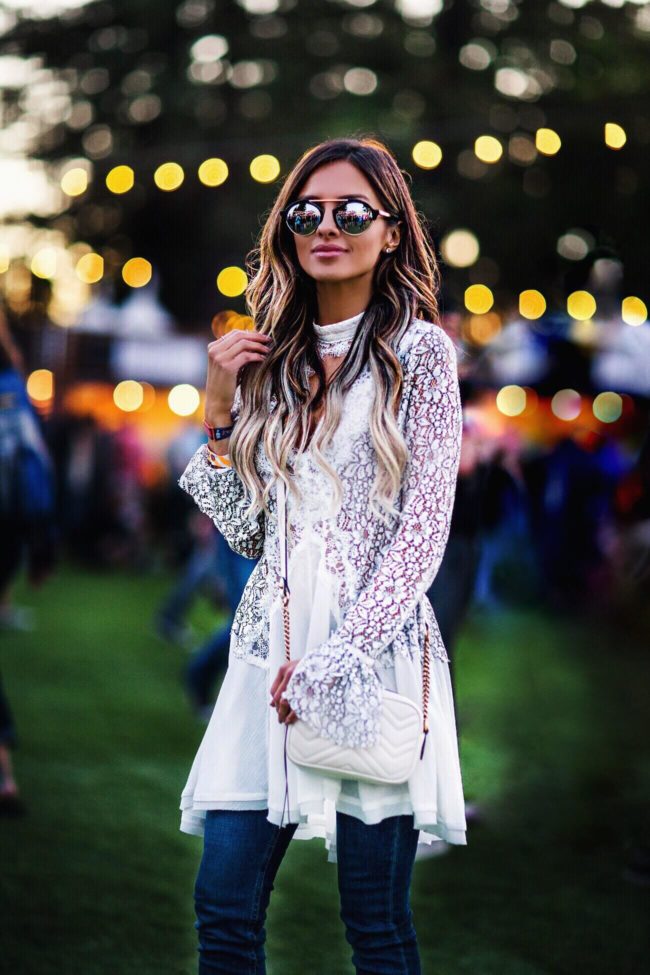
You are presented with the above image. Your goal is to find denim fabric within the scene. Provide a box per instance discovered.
[193,808,421,974]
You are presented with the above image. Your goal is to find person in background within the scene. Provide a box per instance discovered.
[183,528,257,719]
[0,303,58,816]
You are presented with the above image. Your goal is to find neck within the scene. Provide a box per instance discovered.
[314,275,373,325]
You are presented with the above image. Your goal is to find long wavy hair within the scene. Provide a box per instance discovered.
[230,135,443,525]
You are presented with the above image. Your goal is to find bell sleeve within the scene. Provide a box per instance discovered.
[178,386,265,560]
[284,325,463,747]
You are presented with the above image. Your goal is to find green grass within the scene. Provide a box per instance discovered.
[1,566,648,974]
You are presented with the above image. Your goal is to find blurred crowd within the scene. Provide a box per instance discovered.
[2,304,649,827]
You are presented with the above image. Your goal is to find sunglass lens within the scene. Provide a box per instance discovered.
[336,201,373,235]
[285,202,321,235]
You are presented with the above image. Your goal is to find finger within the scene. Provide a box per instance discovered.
[269,670,283,698]
[228,351,269,373]
[270,666,289,702]
[209,331,271,353]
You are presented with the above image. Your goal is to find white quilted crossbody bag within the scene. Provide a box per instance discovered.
[276,477,431,787]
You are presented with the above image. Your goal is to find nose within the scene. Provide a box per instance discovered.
[316,203,340,235]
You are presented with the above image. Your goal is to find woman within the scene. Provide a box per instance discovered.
[178,136,466,974]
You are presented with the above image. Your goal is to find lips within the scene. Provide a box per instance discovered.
[312,246,347,255]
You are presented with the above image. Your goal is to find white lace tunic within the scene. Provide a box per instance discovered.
[177,310,467,861]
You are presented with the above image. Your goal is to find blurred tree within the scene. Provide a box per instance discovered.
[1,0,649,326]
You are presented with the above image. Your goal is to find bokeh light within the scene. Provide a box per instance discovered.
[113,380,144,412]
[31,247,57,279]
[551,389,582,421]
[567,290,596,321]
[168,383,200,417]
[61,167,89,196]
[412,140,443,169]
[605,122,626,149]
[249,154,280,182]
[464,284,494,314]
[468,312,501,345]
[26,369,54,402]
[535,128,562,155]
[154,162,185,191]
[139,382,156,412]
[621,296,647,326]
[191,34,229,62]
[593,391,622,423]
[198,158,229,187]
[519,290,546,319]
[441,229,480,268]
[122,257,152,288]
[217,266,248,297]
[106,165,135,194]
[474,135,503,163]
[496,385,526,417]
[75,252,104,283]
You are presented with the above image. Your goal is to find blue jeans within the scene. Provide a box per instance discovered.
[193,808,421,974]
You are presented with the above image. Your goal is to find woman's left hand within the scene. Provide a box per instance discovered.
[269,660,300,725]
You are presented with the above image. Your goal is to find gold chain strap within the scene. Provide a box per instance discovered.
[422,620,430,736]
[282,587,291,664]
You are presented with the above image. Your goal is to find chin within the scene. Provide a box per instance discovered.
[307,267,353,282]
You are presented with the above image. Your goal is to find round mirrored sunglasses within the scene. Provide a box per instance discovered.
[282,197,400,237]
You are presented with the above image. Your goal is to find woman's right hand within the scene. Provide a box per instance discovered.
[205,325,272,419]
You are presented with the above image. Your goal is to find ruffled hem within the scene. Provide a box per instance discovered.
[180,793,466,863]
[177,525,468,862]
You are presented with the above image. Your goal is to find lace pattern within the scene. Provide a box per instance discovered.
[178,318,462,746]
[284,324,462,747]
[178,447,266,560]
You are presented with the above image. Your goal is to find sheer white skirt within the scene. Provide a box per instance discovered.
[179,530,467,863]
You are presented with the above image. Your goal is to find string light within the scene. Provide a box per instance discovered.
[198,158,229,186]
[113,380,144,412]
[440,230,479,268]
[26,369,54,402]
[154,162,185,191]
[621,296,647,326]
[61,167,89,196]
[122,257,152,288]
[249,154,280,182]
[519,290,546,319]
[464,284,494,314]
[412,140,443,169]
[535,128,562,155]
[31,247,57,279]
[551,389,582,421]
[567,290,596,321]
[168,384,200,417]
[604,123,626,149]
[496,385,526,417]
[593,392,622,423]
[75,252,104,283]
[106,165,135,194]
[474,135,503,163]
[217,266,248,297]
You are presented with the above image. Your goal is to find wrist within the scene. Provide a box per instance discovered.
[204,406,234,425]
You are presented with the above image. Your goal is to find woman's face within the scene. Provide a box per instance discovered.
[287,160,401,284]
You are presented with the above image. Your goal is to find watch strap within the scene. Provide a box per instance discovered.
[203,417,234,441]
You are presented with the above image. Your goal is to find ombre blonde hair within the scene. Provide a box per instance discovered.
[230,135,443,526]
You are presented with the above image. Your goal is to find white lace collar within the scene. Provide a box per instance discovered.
[312,309,365,358]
